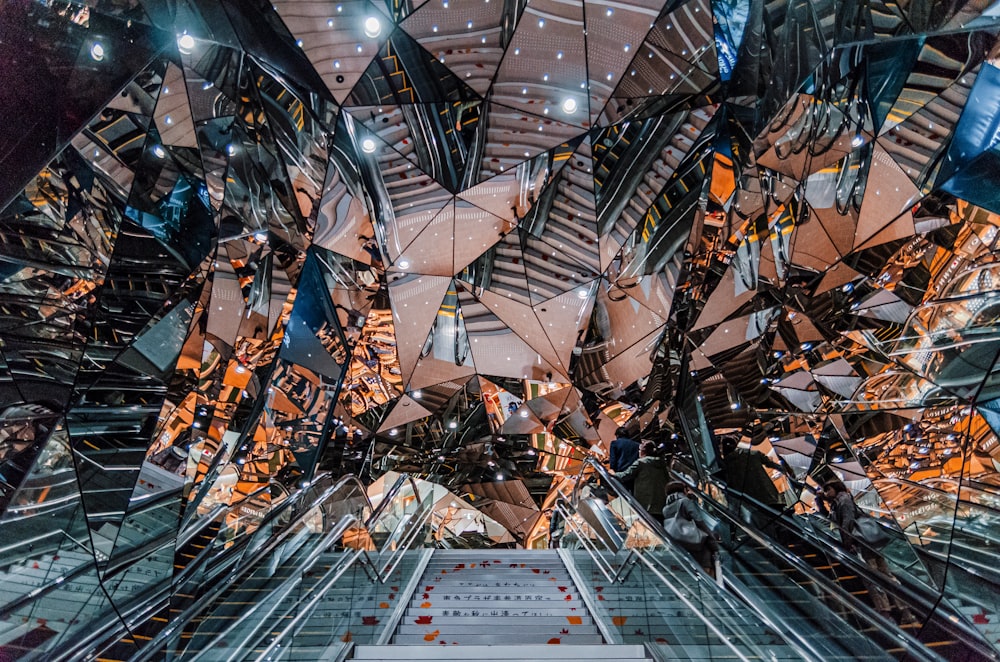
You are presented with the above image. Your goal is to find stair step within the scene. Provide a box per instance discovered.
[354,644,648,659]
[396,623,598,635]
[392,633,606,645]
[405,608,587,616]
[398,616,593,626]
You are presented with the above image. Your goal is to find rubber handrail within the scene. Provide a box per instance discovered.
[577,457,944,662]
[675,474,988,661]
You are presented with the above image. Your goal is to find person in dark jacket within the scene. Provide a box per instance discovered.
[610,427,640,491]
[610,427,640,472]
[613,441,667,523]
[662,481,720,575]
[816,479,914,622]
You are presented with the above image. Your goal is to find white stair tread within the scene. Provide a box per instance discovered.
[353,644,648,659]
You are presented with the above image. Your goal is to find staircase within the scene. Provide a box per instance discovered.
[353,549,650,661]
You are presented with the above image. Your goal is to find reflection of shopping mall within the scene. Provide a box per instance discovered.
[3,0,1000,659]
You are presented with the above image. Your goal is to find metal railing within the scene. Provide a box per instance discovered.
[561,457,948,662]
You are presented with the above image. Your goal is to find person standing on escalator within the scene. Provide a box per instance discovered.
[609,427,640,492]
[612,441,667,524]
[662,481,720,577]
[816,479,916,624]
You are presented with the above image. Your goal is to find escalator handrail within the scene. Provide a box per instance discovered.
[48,496,254,662]
[571,459,824,660]
[186,514,365,662]
[709,477,996,657]
[196,473,429,660]
[560,466,803,662]
[677,476,965,662]
[578,457,943,662]
[251,498,436,661]
[66,474,359,662]
[52,483,300,662]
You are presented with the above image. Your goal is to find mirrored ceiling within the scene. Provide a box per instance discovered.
[2,0,1000,656]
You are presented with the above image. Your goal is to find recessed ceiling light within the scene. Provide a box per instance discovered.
[562,98,578,113]
[177,34,195,54]
[364,16,382,38]
[90,42,105,61]
[398,259,410,269]
[361,137,377,153]
[152,145,165,158]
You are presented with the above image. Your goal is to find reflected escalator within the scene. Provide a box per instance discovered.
[557,458,948,661]
[692,481,998,661]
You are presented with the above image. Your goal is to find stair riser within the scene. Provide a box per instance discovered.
[392,634,606,645]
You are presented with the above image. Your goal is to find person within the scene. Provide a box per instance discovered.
[610,427,640,491]
[613,441,668,523]
[718,434,787,537]
[547,508,564,548]
[662,481,720,576]
[610,427,640,472]
[816,479,915,623]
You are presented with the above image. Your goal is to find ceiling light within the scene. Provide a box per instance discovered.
[412,390,422,399]
[361,137,377,153]
[90,42,105,61]
[152,145,166,158]
[254,231,268,242]
[448,421,458,429]
[397,259,410,269]
[364,16,382,38]
[177,34,195,54]
[562,98,578,114]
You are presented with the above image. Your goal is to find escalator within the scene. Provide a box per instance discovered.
[554,458,959,661]
[655,462,1000,661]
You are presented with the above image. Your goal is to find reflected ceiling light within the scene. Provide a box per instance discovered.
[152,145,166,158]
[389,428,398,436]
[412,390,422,399]
[851,134,864,147]
[227,144,236,156]
[90,42,105,61]
[397,259,410,270]
[361,137,377,153]
[364,16,382,38]
[562,98,578,114]
[254,231,268,242]
[448,421,458,429]
[177,33,195,54]
[576,288,589,298]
